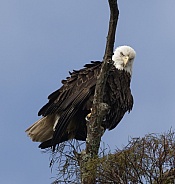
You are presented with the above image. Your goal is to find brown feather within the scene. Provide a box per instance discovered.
[26,61,133,150]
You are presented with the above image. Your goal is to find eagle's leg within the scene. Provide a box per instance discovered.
[85,108,92,121]
[85,103,110,122]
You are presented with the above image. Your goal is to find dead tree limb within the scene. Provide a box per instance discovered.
[79,1,119,183]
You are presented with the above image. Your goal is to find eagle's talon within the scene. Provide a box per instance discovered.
[85,114,91,121]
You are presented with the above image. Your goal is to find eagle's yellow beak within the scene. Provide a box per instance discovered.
[122,56,129,67]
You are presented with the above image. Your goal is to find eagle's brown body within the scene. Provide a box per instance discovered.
[26,61,133,150]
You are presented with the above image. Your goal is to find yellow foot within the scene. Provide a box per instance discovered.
[85,108,92,121]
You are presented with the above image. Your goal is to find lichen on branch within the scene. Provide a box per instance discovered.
[79,1,119,183]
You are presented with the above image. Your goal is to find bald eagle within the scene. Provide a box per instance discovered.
[26,46,136,150]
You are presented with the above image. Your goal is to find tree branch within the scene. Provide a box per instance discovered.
[80,1,119,183]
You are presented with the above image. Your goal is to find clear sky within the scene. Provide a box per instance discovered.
[1,1,175,183]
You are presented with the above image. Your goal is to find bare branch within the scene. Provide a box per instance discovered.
[80,1,119,183]
[86,0,119,158]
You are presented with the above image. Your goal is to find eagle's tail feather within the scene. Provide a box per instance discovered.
[25,115,57,142]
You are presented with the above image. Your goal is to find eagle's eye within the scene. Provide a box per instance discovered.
[120,52,124,56]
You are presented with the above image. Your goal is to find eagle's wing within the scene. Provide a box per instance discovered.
[38,61,101,149]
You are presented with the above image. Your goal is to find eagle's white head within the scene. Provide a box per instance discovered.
[112,46,136,75]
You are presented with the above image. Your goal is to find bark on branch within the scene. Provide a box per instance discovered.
[79,1,119,183]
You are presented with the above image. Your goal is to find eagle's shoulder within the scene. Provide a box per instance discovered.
[38,61,101,116]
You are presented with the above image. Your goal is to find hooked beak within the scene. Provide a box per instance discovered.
[122,56,129,67]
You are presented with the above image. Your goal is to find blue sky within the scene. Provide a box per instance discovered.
[1,1,175,183]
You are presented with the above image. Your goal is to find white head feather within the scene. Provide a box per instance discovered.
[112,46,136,75]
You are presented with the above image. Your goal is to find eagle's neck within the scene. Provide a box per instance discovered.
[113,62,133,76]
